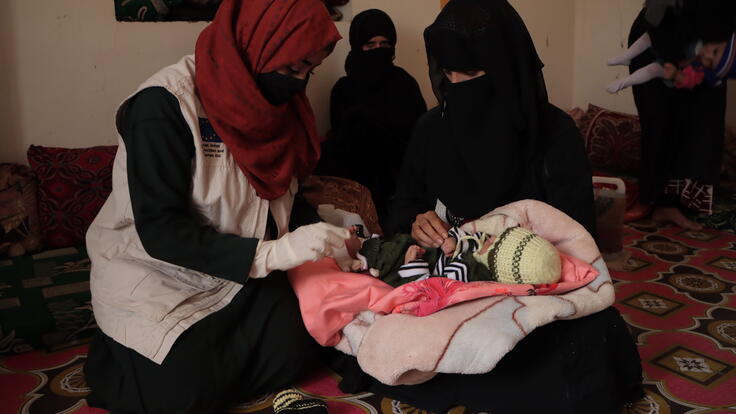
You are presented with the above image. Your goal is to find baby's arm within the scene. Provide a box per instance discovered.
[404,244,426,264]
[398,245,431,280]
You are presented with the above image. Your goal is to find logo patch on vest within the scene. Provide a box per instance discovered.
[199,118,225,158]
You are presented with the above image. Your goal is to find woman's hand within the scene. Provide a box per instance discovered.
[249,222,351,278]
[411,211,450,248]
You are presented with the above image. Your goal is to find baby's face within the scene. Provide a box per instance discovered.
[700,41,728,69]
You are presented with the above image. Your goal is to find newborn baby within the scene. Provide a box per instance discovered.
[340,225,562,288]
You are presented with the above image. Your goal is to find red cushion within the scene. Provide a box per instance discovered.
[27,145,118,249]
[580,104,641,176]
[0,164,42,257]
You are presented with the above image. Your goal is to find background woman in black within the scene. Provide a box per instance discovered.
[317,9,427,227]
[328,1,644,412]
[629,0,732,230]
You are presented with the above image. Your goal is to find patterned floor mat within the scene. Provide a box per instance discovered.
[616,221,736,413]
[2,222,735,414]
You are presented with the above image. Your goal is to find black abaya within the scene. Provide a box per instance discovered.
[316,9,427,226]
[334,1,643,412]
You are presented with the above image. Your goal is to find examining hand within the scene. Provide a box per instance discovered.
[411,211,450,248]
[249,222,351,278]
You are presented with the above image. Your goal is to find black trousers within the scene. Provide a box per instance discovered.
[84,272,321,414]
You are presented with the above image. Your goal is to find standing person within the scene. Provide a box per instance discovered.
[83,1,350,413]
[328,1,644,413]
[317,9,427,226]
[628,0,733,229]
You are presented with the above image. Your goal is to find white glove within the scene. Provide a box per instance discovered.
[249,222,351,278]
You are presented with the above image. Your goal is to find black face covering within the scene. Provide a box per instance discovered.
[345,47,395,88]
[256,72,308,106]
[444,74,494,130]
[421,0,549,220]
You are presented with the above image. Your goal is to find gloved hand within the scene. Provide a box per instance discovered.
[249,222,351,278]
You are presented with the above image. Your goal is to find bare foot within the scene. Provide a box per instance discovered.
[651,207,703,230]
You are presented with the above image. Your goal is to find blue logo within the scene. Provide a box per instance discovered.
[199,118,222,143]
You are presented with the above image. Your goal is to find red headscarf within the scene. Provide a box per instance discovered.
[195,0,341,200]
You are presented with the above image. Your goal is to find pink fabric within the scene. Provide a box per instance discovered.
[675,65,705,89]
[288,252,598,347]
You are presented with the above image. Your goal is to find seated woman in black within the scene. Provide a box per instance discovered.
[328,1,644,413]
[317,9,427,226]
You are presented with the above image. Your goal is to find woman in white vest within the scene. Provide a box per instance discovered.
[83,0,349,412]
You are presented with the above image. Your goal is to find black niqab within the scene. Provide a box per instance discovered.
[317,8,427,226]
[345,9,398,88]
[421,0,550,220]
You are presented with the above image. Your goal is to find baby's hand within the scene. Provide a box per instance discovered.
[663,63,678,80]
[477,236,496,255]
[404,245,426,264]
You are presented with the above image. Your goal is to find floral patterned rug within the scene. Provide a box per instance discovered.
[615,221,736,414]
[2,222,735,414]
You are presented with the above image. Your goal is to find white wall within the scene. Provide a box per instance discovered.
[0,0,440,164]
[0,0,209,164]
[572,0,643,114]
[510,0,576,110]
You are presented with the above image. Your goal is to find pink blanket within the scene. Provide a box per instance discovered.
[287,200,614,385]
[288,252,598,347]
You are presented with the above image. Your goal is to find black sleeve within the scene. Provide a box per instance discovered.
[329,78,349,134]
[391,71,428,159]
[541,107,597,237]
[121,87,259,284]
[384,111,437,236]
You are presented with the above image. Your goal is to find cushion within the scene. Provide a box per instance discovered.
[0,164,42,257]
[301,176,383,235]
[579,104,641,176]
[27,145,118,249]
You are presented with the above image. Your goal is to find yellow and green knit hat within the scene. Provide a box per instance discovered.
[473,227,561,285]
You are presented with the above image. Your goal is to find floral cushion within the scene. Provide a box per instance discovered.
[0,164,42,257]
[301,175,383,235]
[577,104,641,176]
[27,146,118,249]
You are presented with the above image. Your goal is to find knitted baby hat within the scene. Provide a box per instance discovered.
[473,227,561,285]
